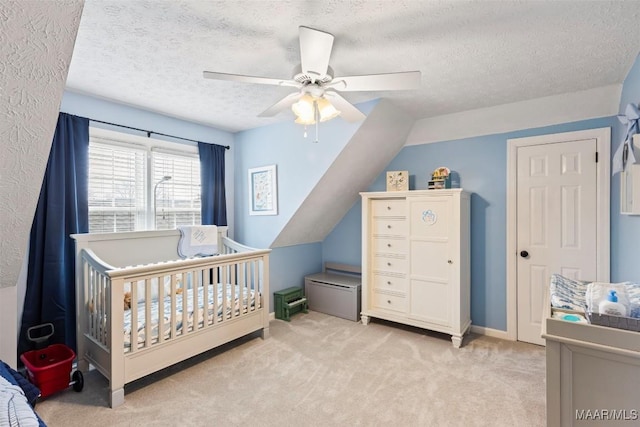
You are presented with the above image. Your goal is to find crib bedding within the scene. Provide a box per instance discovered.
[549,273,640,318]
[124,284,259,351]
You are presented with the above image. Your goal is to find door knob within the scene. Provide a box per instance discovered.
[520,250,529,258]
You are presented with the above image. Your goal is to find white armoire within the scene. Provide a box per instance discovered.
[360,189,471,347]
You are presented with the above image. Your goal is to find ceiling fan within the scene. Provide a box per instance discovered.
[203,26,422,127]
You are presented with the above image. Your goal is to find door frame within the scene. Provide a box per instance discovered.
[506,127,611,341]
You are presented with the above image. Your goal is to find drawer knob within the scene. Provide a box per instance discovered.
[387,300,391,304]
[387,281,391,285]
[387,262,392,266]
[387,243,392,247]
[448,260,453,264]
[387,225,392,229]
[387,206,391,210]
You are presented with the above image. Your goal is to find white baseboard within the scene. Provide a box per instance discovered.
[470,325,512,341]
[269,312,275,321]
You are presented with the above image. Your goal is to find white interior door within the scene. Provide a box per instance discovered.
[516,139,598,345]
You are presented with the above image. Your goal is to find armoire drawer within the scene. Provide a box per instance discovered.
[373,237,408,254]
[373,255,407,274]
[372,218,408,236]
[372,291,408,313]
[373,274,408,293]
[371,199,406,217]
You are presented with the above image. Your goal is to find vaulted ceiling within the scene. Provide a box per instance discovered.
[67,0,640,133]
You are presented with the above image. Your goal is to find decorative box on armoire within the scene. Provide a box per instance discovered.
[360,189,471,347]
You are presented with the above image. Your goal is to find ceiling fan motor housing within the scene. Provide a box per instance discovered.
[292,64,334,86]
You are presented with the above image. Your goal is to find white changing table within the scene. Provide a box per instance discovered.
[542,288,640,426]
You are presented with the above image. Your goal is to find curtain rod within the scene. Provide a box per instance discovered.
[89,118,230,150]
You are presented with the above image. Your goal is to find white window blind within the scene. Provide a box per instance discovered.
[88,132,202,233]
[152,150,201,230]
[88,142,146,233]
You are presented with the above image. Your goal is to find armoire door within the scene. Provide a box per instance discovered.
[408,196,453,327]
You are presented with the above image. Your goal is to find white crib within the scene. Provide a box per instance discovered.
[71,227,270,408]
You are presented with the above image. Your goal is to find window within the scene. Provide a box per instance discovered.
[152,151,201,230]
[88,128,201,233]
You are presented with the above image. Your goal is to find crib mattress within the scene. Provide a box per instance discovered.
[124,284,259,351]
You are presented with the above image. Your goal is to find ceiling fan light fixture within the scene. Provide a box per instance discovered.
[291,94,315,122]
[291,94,341,125]
[316,97,340,122]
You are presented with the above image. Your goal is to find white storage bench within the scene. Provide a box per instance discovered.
[304,263,361,322]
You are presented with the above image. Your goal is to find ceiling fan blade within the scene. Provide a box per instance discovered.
[258,92,302,117]
[329,71,422,92]
[203,71,300,88]
[324,91,366,123]
[299,26,334,79]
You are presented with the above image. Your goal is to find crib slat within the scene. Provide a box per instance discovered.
[100,273,107,345]
[257,260,262,308]
[95,270,100,342]
[222,266,228,321]
[238,262,245,318]
[212,268,219,325]
[247,261,257,311]
[144,278,153,348]
[170,274,177,340]
[158,275,166,345]
[192,269,199,332]
[129,280,137,354]
[88,267,95,340]
[182,272,188,336]
[203,270,210,328]
[231,264,237,319]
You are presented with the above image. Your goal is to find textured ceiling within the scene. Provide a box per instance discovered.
[67,0,640,133]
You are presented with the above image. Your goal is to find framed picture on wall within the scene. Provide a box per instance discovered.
[248,164,278,215]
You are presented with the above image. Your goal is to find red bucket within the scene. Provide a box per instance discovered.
[20,344,75,398]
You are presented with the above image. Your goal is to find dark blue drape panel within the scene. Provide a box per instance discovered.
[198,142,227,225]
[18,113,89,357]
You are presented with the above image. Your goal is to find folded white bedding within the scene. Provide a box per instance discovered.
[549,274,590,312]
[177,226,219,258]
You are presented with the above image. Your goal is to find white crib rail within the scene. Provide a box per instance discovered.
[78,240,268,355]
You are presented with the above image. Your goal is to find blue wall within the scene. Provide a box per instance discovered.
[612,53,640,284]
[322,202,362,266]
[233,100,378,249]
[269,243,323,311]
[324,116,620,331]
[60,91,234,146]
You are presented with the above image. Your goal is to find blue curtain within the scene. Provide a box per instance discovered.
[198,142,227,225]
[18,113,89,356]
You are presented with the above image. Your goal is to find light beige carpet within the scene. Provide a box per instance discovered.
[35,311,546,426]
